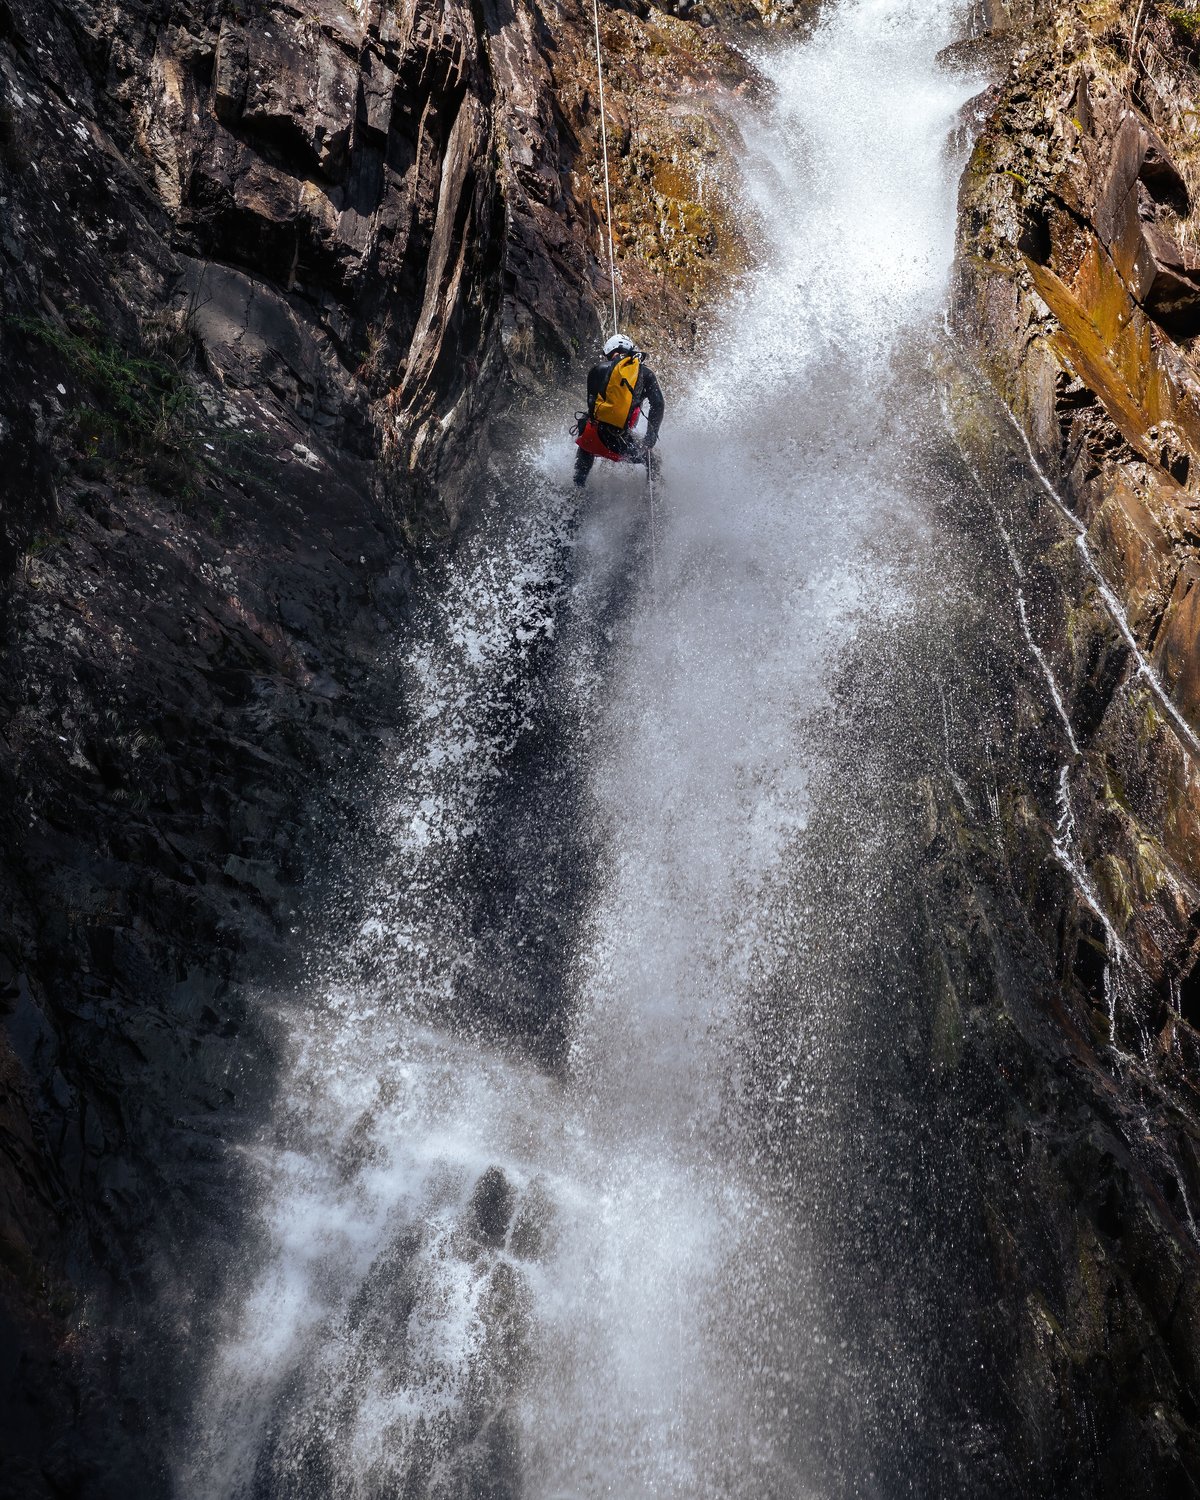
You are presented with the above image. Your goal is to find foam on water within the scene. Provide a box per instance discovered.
[181,1,983,1494]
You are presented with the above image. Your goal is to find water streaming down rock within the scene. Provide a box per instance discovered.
[181,2,985,1494]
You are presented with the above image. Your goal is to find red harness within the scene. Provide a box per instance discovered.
[576,407,643,462]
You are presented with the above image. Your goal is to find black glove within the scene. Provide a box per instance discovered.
[647,427,659,449]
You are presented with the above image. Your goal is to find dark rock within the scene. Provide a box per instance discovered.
[0,0,763,1483]
[470,1165,517,1247]
[951,10,1200,1485]
[936,31,1019,74]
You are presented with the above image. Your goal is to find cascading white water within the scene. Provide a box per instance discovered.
[181,2,983,1494]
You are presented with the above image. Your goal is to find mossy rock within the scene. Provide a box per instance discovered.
[1092,851,1134,928]
[1131,836,1170,902]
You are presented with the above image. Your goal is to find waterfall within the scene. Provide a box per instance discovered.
[180,1,984,1494]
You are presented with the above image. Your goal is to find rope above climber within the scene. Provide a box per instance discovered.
[577,0,665,550]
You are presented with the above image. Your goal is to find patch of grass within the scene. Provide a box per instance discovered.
[13,307,196,465]
[11,304,293,530]
[7,304,231,508]
[354,311,394,390]
[26,531,66,558]
[1167,6,1200,42]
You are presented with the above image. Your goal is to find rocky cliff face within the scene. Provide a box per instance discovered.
[18,0,1200,1487]
[0,0,754,1488]
[949,0,1200,1489]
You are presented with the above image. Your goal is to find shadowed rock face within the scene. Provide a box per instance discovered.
[98,0,606,524]
[0,0,756,1488]
[14,0,1200,1488]
[951,0,1200,1489]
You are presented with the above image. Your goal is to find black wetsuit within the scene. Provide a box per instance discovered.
[573,356,665,488]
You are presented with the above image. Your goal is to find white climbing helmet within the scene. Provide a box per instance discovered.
[603,332,637,358]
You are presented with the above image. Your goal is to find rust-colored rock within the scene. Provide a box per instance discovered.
[953,0,1200,1484]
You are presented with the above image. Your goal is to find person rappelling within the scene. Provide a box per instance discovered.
[572,333,665,489]
[577,0,666,508]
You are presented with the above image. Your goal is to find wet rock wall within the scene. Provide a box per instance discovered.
[0,0,753,1489]
[949,0,1200,1489]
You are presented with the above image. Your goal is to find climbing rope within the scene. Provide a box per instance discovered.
[647,454,658,593]
[593,0,655,594]
[592,0,620,335]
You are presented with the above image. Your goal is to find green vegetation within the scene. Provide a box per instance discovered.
[1167,6,1200,42]
[354,311,393,389]
[8,305,280,510]
[12,307,196,470]
[26,530,70,558]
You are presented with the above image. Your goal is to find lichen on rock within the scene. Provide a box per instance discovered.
[948,0,1200,1481]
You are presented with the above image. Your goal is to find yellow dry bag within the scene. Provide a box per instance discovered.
[592,355,640,429]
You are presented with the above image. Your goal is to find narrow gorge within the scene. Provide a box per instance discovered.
[2,0,1199,1494]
